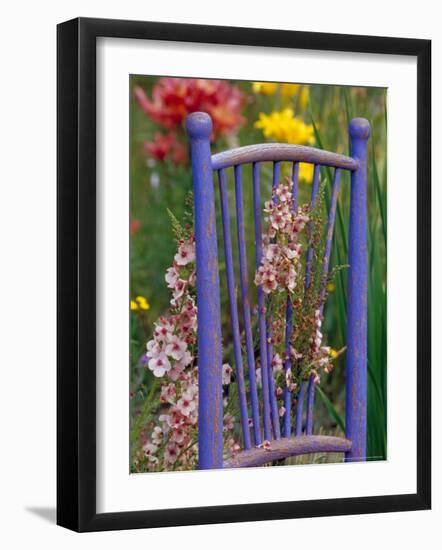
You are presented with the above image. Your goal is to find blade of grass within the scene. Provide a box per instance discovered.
[316,385,345,432]
[371,131,387,244]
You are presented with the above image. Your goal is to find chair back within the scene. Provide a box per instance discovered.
[186,112,370,468]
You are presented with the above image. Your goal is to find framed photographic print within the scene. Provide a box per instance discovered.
[57,17,431,532]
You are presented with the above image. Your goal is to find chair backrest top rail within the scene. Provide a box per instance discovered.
[211,142,359,172]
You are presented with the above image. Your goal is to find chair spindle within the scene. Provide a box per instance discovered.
[252,162,280,440]
[218,169,252,449]
[234,165,264,444]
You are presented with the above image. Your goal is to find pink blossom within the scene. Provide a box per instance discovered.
[290,346,303,360]
[176,392,197,417]
[227,437,241,455]
[284,242,302,260]
[165,266,179,288]
[264,243,280,261]
[168,360,187,381]
[160,383,177,404]
[170,426,186,444]
[154,318,173,342]
[222,363,233,385]
[174,240,195,266]
[275,184,291,202]
[292,213,309,233]
[270,208,291,232]
[151,426,163,445]
[284,263,297,292]
[186,382,198,400]
[311,370,321,384]
[255,262,278,294]
[148,352,171,377]
[285,367,292,388]
[164,443,179,464]
[271,353,284,373]
[146,338,161,358]
[158,414,172,433]
[165,335,188,360]
[257,440,272,450]
[180,350,193,367]
[179,309,197,332]
[172,278,187,303]
[223,414,235,431]
[188,270,196,286]
[143,442,159,463]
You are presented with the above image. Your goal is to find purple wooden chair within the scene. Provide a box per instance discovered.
[185,111,370,470]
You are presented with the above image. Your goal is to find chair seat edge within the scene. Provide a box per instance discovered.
[224,435,352,468]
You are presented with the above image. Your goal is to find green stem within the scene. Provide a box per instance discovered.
[130,378,161,444]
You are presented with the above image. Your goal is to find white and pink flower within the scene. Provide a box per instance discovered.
[165,335,188,360]
[271,353,284,373]
[172,278,187,303]
[165,266,179,288]
[176,392,197,417]
[222,363,233,385]
[146,338,161,358]
[148,352,171,377]
[174,240,195,266]
[164,443,179,464]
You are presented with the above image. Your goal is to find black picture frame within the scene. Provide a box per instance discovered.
[57,17,431,532]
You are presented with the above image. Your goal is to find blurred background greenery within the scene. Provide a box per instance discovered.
[130,76,387,468]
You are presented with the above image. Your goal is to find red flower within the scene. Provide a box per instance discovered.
[130,219,141,235]
[134,78,246,139]
[144,132,187,165]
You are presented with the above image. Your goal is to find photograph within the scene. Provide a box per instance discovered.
[129,75,387,473]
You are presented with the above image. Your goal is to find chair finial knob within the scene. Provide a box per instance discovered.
[186,112,213,138]
[349,117,371,140]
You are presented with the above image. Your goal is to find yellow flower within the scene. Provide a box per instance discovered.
[135,295,150,310]
[252,81,278,96]
[326,282,336,293]
[131,296,150,311]
[298,86,310,111]
[330,348,338,359]
[298,162,314,183]
[254,109,315,145]
[281,83,301,99]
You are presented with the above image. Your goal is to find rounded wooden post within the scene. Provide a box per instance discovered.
[186,112,223,469]
[345,118,370,462]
